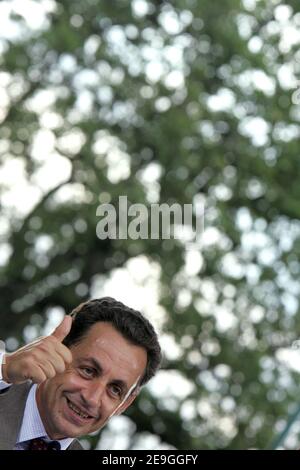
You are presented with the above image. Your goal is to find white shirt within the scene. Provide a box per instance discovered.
[0,353,74,450]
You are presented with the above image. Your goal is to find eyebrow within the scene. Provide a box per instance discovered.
[77,356,130,396]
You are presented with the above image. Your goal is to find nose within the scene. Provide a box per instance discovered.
[81,379,106,412]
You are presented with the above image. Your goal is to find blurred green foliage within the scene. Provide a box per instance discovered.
[1,0,300,449]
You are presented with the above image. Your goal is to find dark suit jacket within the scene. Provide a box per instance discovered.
[0,382,83,450]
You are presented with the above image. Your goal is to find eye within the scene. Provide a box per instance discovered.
[80,367,95,377]
[109,384,122,399]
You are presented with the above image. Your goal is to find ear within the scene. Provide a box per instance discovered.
[115,387,141,416]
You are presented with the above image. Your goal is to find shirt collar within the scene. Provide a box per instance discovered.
[17,383,74,450]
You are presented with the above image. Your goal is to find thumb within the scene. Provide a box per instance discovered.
[51,316,72,342]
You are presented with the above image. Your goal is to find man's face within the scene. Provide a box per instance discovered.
[36,322,147,440]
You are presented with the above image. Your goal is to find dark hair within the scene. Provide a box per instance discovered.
[63,297,162,387]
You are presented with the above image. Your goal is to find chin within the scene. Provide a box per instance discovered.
[51,416,85,439]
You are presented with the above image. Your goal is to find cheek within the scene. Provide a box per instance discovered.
[44,370,82,400]
[60,367,87,389]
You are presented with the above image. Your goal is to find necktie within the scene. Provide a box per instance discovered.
[27,437,61,450]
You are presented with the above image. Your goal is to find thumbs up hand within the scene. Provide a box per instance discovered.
[2,316,73,385]
[51,316,73,342]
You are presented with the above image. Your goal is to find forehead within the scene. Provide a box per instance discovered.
[71,322,147,380]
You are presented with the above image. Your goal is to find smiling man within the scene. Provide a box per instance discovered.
[0,297,162,450]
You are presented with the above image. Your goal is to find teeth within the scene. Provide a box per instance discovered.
[67,399,90,419]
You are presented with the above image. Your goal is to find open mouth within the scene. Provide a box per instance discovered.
[66,397,93,421]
